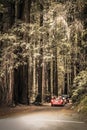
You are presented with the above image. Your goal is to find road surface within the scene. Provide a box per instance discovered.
[0,106,87,130]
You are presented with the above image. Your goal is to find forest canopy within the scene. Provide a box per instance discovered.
[0,0,87,109]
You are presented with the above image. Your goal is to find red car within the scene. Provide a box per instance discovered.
[51,96,65,106]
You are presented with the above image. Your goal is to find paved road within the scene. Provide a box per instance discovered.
[0,106,87,130]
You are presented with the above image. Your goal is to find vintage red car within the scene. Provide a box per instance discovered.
[51,96,65,106]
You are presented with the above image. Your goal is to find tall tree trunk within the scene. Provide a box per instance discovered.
[53,48,58,96]
[38,2,44,103]
[8,68,14,105]
[42,61,45,103]
[15,0,18,22]
[50,59,53,97]
[23,0,31,22]
[28,54,33,103]
[32,42,36,101]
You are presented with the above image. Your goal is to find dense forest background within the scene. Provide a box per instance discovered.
[0,0,87,112]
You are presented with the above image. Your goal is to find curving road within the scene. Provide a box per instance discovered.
[0,106,87,130]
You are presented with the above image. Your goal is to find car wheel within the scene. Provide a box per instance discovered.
[62,103,65,106]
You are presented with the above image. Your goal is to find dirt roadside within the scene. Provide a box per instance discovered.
[0,104,44,118]
[0,103,72,118]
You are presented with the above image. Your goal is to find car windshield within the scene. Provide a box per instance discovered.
[57,96,62,100]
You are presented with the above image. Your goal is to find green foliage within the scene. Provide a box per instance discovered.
[81,96,87,105]
[0,4,4,12]
[66,0,87,23]
[77,96,87,115]
[72,69,87,102]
